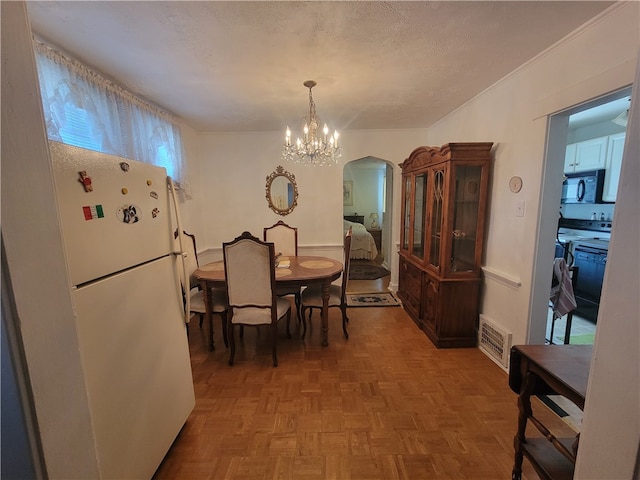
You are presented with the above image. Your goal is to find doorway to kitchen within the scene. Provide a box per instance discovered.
[536,87,631,345]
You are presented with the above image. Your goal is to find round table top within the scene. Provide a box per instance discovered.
[194,255,343,286]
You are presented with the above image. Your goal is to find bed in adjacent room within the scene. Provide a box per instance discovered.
[343,218,378,260]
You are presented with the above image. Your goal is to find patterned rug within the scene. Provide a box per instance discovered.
[349,262,391,280]
[346,292,401,307]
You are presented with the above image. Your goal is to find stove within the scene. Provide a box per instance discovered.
[557,218,610,323]
[558,218,612,233]
[558,218,611,249]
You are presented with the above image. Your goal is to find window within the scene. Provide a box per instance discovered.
[34,39,188,191]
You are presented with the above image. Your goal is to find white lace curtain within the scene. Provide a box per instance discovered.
[33,39,189,193]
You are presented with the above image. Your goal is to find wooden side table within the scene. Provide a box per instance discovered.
[367,228,382,252]
[509,344,592,480]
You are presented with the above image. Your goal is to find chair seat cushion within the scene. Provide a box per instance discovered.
[231,297,291,325]
[190,287,227,314]
[300,284,342,308]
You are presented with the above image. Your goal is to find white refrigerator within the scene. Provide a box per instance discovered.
[49,141,195,479]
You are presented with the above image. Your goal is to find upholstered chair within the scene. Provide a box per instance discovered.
[178,231,229,349]
[300,227,352,340]
[223,231,291,367]
[263,220,302,325]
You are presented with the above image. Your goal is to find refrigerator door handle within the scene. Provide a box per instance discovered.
[168,177,190,324]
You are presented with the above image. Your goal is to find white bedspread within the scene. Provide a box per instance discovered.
[343,220,378,260]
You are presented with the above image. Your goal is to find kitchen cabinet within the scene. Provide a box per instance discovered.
[398,142,492,348]
[602,132,625,202]
[564,136,608,174]
[564,143,576,173]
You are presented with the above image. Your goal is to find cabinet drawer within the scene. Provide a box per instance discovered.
[401,290,421,321]
[399,258,422,295]
[398,257,422,321]
[423,276,439,332]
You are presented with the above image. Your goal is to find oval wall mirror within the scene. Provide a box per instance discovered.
[265,165,298,216]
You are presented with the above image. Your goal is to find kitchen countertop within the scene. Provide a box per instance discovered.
[557,235,586,243]
[572,238,609,250]
[558,236,609,252]
[558,229,610,250]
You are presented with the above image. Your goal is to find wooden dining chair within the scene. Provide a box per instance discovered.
[223,231,291,367]
[300,227,352,340]
[177,230,229,349]
[264,220,302,326]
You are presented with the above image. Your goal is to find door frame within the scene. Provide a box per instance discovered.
[342,156,394,269]
[529,87,632,343]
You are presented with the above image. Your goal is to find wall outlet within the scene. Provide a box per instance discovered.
[515,201,525,217]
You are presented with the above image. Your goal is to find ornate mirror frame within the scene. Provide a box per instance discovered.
[265,165,299,216]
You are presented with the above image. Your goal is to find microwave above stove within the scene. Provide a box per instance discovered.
[561,169,605,204]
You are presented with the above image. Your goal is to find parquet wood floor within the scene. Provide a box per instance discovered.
[154,303,572,479]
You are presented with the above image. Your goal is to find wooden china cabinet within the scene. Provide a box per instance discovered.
[398,143,493,348]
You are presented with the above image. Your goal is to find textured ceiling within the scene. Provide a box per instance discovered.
[27,1,614,133]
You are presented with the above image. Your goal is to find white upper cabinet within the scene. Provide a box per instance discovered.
[564,143,577,173]
[602,132,626,202]
[564,136,608,174]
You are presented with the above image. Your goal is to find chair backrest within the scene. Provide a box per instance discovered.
[176,230,199,291]
[340,227,353,303]
[263,220,298,256]
[223,231,278,324]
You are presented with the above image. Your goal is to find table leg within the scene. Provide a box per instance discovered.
[201,280,215,351]
[321,282,329,346]
[512,370,536,480]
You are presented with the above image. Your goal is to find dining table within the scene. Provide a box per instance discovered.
[194,255,343,349]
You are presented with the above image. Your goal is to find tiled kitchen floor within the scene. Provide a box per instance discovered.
[546,307,597,345]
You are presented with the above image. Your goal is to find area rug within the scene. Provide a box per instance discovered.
[346,292,401,307]
[349,263,391,280]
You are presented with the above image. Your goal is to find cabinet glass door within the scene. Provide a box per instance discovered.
[412,174,427,259]
[428,169,445,267]
[402,176,411,251]
[450,165,481,272]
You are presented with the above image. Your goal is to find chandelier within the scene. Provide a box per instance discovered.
[282,80,342,166]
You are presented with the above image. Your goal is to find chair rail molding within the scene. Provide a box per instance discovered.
[482,265,522,289]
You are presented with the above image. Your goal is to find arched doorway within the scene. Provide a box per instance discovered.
[342,156,394,272]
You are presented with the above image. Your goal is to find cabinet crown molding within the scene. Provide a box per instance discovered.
[399,142,494,172]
